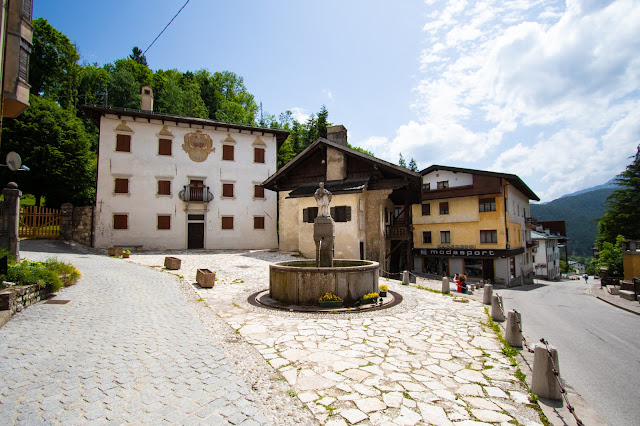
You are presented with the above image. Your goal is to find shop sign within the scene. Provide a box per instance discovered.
[418,247,523,258]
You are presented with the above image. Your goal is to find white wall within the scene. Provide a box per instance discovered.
[94,114,278,250]
[423,171,473,189]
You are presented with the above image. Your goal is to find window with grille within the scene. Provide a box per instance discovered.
[440,231,450,243]
[254,216,265,230]
[330,206,351,222]
[437,181,449,189]
[254,185,265,199]
[479,197,496,212]
[480,230,498,244]
[422,231,432,244]
[158,139,172,155]
[222,183,234,198]
[157,215,171,230]
[221,216,234,230]
[116,134,131,152]
[114,178,129,194]
[157,180,171,195]
[421,203,430,216]
[113,214,128,230]
[439,202,449,215]
[302,207,318,223]
[222,145,234,161]
[254,147,265,163]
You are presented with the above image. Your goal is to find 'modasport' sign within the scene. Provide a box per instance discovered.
[416,247,524,258]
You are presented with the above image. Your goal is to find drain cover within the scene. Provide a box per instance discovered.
[44,300,70,305]
[236,265,252,269]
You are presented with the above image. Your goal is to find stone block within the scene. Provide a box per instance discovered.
[164,257,181,270]
[196,269,215,288]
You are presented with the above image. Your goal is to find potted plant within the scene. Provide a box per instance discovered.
[360,292,379,304]
[319,292,343,308]
[196,269,216,288]
[379,285,388,298]
[122,249,131,259]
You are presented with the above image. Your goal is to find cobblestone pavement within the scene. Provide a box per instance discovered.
[0,240,292,425]
[130,249,544,425]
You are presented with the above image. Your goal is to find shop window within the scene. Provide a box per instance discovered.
[113,214,128,230]
[480,230,498,244]
[421,203,430,216]
[439,202,449,215]
[422,231,432,244]
[302,207,318,223]
[221,216,234,230]
[254,216,265,230]
[158,139,172,155]
[116,134,131,152]
[479,197,496,212]
[157,215,171,230]
[441,231,450,244]
[114,178,129,194]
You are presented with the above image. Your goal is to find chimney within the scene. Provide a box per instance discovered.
[141,86,154,112]
[326,125,348,146]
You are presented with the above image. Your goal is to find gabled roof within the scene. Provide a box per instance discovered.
[81,105,290,147]
[287,178,369,198]
[262,137,419,190]
[420,164,540,201]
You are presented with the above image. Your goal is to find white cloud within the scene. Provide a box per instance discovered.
[290,107,309,123]
[387,0,640,201]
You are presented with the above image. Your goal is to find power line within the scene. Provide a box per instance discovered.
[142,0,191,56]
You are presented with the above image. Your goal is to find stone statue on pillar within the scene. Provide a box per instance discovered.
[314,182,332,218]
[313,182,334,267]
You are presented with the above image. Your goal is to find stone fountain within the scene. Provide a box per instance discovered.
[269,183,379,306]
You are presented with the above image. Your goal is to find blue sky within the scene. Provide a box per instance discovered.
[35,0,640,202]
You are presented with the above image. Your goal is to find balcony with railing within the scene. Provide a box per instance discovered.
[178,184,214,203]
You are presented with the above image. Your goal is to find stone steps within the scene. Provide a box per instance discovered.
[618,290,637,301]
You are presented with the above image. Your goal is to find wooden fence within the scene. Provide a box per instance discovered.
[19,206,61,239]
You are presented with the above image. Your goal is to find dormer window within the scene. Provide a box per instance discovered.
[437,181,449,190]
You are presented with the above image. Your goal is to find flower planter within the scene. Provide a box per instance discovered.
[379,291,387,298]
[108,246,123,257]
[196,269,215,288]
[164,256,182,270]
[122,253,130,259]
[360,297,377,305]
[318,300,343,309]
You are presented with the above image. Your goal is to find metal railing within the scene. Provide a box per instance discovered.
[178,185,214,202]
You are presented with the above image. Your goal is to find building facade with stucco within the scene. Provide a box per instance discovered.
[83,88,288,250]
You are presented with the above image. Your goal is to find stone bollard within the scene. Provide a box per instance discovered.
[402,270,410,285]
[442,277,450,294]
[491,294,505,322]
[531,344,562,400]
[505,311,522,348]
[483,284,493,305]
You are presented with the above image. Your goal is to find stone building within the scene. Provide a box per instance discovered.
[411,165,539,286]
[262,125,420,272]
[83,88,289,250]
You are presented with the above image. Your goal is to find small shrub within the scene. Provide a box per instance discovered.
[122,249,131,254]
[319,292,342,302]
[6,260,62,293]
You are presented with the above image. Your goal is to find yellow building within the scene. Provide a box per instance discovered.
[622,240,640,282]
[412,166,539,286]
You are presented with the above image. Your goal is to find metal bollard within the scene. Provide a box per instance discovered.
[505,311,522,348]
[483,284,493,305]
[402,270,410,285]
[491,294,505,322]
[531,344,562,400]
[442,276,450,294]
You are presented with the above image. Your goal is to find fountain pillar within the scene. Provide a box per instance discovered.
[314,216,334,267]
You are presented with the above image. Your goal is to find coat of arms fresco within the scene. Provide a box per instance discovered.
[182,130,215,162]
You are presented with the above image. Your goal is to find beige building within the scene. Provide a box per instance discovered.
[262,126,420,272]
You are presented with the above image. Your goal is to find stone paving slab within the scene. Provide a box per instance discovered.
[129,248,544,425]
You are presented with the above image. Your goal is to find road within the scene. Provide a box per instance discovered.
[497,277,640,426]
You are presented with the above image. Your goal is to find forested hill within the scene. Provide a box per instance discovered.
[530,188,613,257]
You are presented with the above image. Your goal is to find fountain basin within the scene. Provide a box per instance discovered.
[269,259,379,306]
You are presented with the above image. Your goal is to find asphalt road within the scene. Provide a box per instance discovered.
[497,277,640,425]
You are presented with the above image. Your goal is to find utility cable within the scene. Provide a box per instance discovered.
[143,0,191,56]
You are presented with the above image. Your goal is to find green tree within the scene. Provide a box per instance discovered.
[409,158,418,172]
[154,69,208,118]
[594,235,624,275]
[211,71,258,124]
[129,46,148,67]
[104,58,153,109]
[29,18,81,109]
[0,96,96,207]
[348,144,375,157]
[596,145,640,247]
[399,153,407,168]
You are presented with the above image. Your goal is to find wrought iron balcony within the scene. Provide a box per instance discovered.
[178,185,214,203]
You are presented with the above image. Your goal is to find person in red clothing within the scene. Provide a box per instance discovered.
[455,273,468,293]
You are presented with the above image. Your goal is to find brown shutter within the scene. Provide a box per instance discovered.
[223,145,234,160]
[254,185,265,198]
[113,214,128,230]
[158,180,171,195]
[221,216,234,230]
[330,207,335,218]
[303,208,309,223]
[223,183,234,198]
[114,178,129,193]
[116,135,131,152]
[254,147,265,163]
[345,206,351,222]
[310,207,318,221]
[254,217,265,229]
[158,139,172,155]
[157,215,171,230]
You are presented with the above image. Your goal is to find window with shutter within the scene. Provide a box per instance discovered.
[302,207,318,223]
[439,202,449,215]
[22,0,33,18]
[113,214,128,230]
[331,206,351,222]
[480,230,497,243]
[158,139,172,155]
[116,134,131,152]
[421,203,430,216]
[440,231,450,243]
[254,185,265,199]
[254,216,265,229]
[18,40,30,82]
[422,231,432,244]
[157,180,171,195]
[222,183,234,198]
[114,178,129,194]
[222,145,234,161]
[254,147,265,163]
[221,216,234,230]
[157,215,171,230]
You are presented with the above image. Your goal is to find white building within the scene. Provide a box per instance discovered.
[83,88,288,250]
[531,228,562,280]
